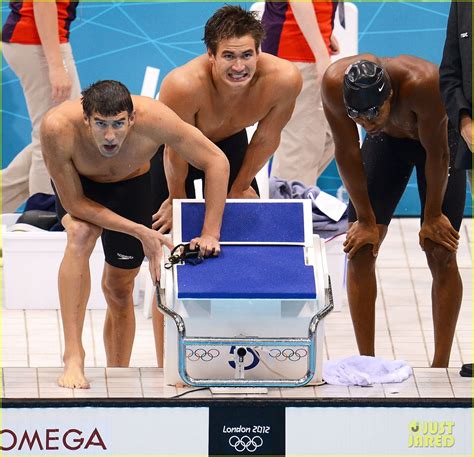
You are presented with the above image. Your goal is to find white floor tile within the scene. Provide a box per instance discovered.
[2,218,472,399]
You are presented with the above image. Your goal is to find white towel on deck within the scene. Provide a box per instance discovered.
[323,355,412,386]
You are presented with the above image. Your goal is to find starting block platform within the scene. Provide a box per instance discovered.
[158,199,333,387]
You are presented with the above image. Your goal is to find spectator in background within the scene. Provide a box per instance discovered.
[439,0,472,187]
[2,0,81,213]
[262,0,339,186]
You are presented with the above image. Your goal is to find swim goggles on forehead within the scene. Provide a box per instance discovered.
[346,105,381,121]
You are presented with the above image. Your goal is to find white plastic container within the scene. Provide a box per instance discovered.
[2,213,138,310]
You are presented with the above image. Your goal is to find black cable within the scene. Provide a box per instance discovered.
[172,387,210,399]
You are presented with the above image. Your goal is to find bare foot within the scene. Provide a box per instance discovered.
[58,361,90,389]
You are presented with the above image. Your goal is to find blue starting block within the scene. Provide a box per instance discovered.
[157,199,333,387]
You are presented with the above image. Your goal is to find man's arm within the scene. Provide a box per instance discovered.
[415,77,460,251]
[145,97,230,253]
[153,72,196,232]
[228,66,302,198]
[290,0,331,83]
[152,144,189,233]
[40,114,172,283]
[439,1,472,150]
[33,1,72,103]
[160,72,196,200]
[321,68,379,258]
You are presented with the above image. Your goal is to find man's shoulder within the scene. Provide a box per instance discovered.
[132,94,163,111]
[259,53,298,78]
[258,53,302,92]
[392,55,439,94]
[41,101,80,138]
[391,54,437,77]
[41,102,81,160]
[389,56,443,117]
[131,96,177,135]
[161,55,209,95]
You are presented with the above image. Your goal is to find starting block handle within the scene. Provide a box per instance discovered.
[309,276,334,336]
[155,275,334,388]
[155,282,186,336]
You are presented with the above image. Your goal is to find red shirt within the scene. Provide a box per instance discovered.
[2,1,78,44]
[262,1,337,62]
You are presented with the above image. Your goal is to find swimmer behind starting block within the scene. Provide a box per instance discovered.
[149,5,303,368]
[40,80,230,388]
[152,5,303,232]
[322,55,465,367]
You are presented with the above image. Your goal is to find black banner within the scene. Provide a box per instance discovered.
[209,405,285,456]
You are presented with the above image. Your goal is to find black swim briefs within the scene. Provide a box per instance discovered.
[348,128,466,231]
[54,172,152,269]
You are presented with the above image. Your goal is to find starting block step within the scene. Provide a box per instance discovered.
[180,201,308,244]
[177,245,317,300]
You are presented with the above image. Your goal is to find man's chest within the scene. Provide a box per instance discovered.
[195,91,272,141]
[384,109,419,141]
[73,142,155,182]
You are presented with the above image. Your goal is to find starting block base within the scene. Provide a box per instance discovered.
[210,387,269,395]
[161,200,333,387]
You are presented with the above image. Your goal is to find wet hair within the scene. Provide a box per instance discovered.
[203,5,265,55]
[81,80,133,118]
[343,60,391,111]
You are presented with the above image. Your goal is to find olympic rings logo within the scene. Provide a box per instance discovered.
[269,348,308,362]
[186,348,220,362]
[228,435,263,453]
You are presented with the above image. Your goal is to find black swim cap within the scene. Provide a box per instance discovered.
[343,60,391,111]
